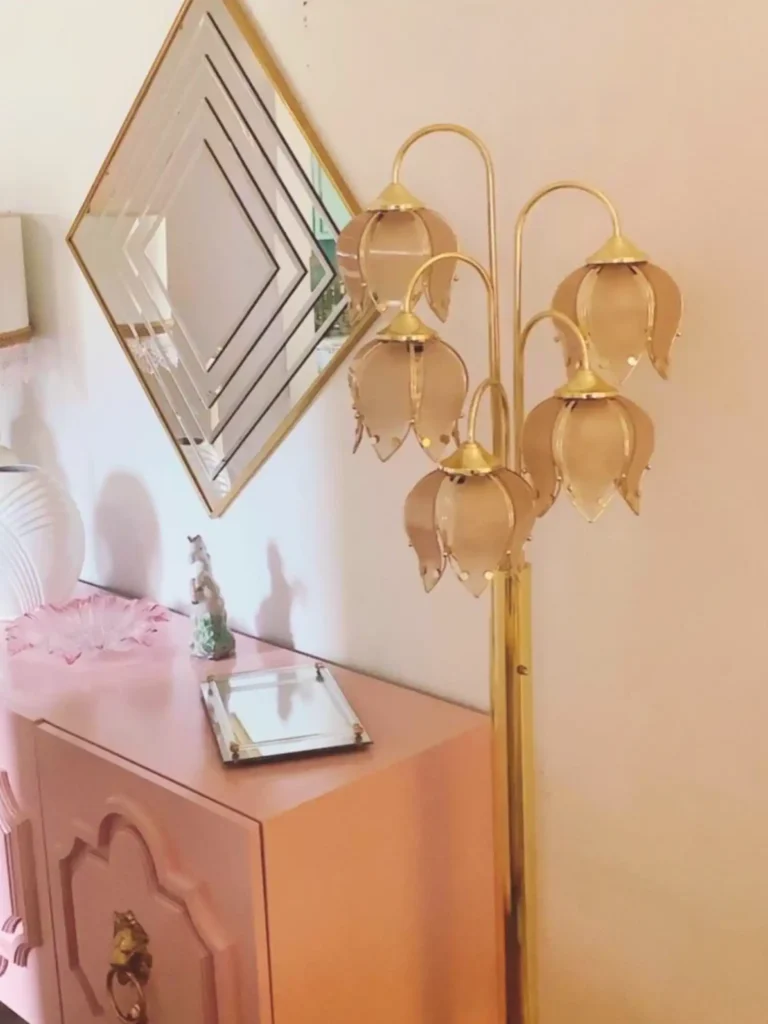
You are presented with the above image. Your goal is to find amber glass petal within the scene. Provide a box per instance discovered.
[552,265,592,374]
[496,469,537,574]
[348,339,412,461]
[554,399,631,522]
[435,475,514,597]
[417,209,458,322]
[413,339,468,462]
[641,263,683,380]
[404,471,447,593]
[578,265,654,384]
[615,397,655,515]
[337,213,370,318]
[360,211,431,312]
[522,397,565,516]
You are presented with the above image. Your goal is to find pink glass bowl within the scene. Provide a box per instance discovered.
[6,593,170,665]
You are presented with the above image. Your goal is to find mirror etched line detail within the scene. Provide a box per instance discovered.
[67,0,378,515]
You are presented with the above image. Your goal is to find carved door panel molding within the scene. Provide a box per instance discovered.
[37,726,271,1024]
[0,770,43,976]
[57,794,240,1023]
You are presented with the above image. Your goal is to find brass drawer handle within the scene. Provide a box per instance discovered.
[107,911,153,1024]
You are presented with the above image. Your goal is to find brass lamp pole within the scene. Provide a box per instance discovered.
[337,126,682,1024]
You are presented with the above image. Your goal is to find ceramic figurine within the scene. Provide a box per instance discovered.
[188,535,235,660]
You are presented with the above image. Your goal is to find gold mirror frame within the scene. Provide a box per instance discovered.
[67,0,377,516]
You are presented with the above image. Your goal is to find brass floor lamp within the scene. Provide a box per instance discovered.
[337,125,683,1024]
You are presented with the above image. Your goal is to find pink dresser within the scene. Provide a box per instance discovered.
[0,588,496,1024]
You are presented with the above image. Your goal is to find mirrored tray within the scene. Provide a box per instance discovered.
[201,662,372,765]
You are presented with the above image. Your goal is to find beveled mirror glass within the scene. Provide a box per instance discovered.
[68,0,375,515]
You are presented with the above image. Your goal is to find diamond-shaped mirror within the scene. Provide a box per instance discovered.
[68,0,376,515]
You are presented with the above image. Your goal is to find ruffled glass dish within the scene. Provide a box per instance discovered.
[6,593,169,665]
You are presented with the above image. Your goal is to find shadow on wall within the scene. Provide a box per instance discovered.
[255,540,305,650]
[94,472,160,597]
[10,382,64,480]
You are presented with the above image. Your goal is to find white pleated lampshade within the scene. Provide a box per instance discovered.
[0,215,30,344]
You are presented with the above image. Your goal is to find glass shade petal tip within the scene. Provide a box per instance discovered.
[414,339,469,462]
[418,208,458,322]
[348,339,413,461]
[404,471,446,593]
[522,397,564,517]
[367,181,425,212]
[616,396,655,515]
[586,233,648,266]
[642,262,683,381]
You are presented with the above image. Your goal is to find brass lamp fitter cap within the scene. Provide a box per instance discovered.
[366,181,425,213]
[586,233,648,266]
[440,441,500,476]
[554,367,619,400]
[376,311,435,343]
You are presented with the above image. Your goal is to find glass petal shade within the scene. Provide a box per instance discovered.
[404,470,447,593]
[615,396,655,514]
[495,468,537,575]
[414,339,468,461]
[521,396,565,516]
[551,266,592,374]
[337,208,458,322]
[348,339,413,461]
[359,211,431,312]
[435,475,516,597]
[418,209,458,322]
[577,265,654,384]
[642,263,683,379]
[337,214,368,319]
[554,399,631,522]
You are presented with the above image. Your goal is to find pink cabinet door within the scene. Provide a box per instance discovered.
[0,709,59,1024]
[36,725,272,1024]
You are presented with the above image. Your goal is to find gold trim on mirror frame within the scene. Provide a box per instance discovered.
[0,327,33,349]
[66,0,378,517]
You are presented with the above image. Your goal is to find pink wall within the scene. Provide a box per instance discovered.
[1,0,767,1019]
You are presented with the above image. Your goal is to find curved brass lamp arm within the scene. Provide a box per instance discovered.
[393,125,502,452]
[513,181,622,471]
[519,309,590,366]
[404,252,505,461]
[466,378,511,456]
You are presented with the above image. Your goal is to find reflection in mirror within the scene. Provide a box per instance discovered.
[68,0,375,515]
[201,664,372,765]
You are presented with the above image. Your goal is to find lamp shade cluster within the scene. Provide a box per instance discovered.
[337,177,681,597]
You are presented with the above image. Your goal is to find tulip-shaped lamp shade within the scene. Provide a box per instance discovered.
[552,234,683,385]
[522,372,655,523]
[337,183,458,321]
[404,383,537,597]
[348,311,469,462]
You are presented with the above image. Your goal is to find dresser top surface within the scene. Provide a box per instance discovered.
[0,585,487,822]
